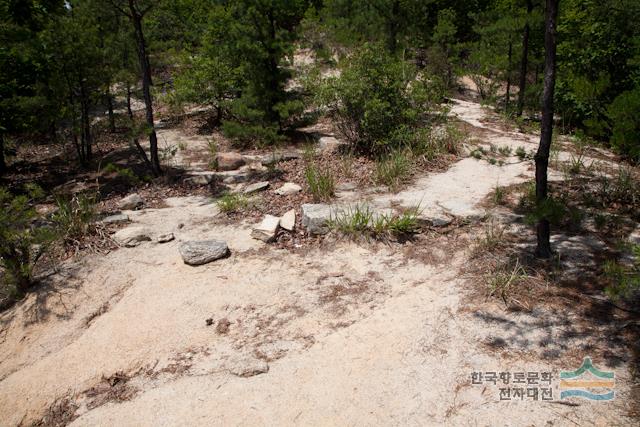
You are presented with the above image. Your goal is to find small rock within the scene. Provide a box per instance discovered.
[184,173,215,186]
[179,240,229,265]
[243,181,270,194]
[118,193,144,210]
[216,318,231,334]
[280,209,296,231]
[177,223,185,229]
[216,152,245,171]
[336,182,357,191]
[251,215,280,242]
[101,213,129,224]
[205,318,214,326]
[157,233,175,243]
[318,136,340,150]
[114,226,152,247]
[274,182,302,196]
[301,204,334,234]
[228,356,269,378]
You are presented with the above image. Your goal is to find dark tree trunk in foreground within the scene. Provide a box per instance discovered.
[0,134,6,175]
[535,0,559,258]
[517,0,533,117]
[128,0,161,176]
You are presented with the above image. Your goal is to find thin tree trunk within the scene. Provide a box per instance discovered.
[535,0,559,259]
[517,0,533,117]
[0,133,6,175]
[128,0,161,176]
[126,83,133,119]
[506,37,513,111]
[106,87,116,132]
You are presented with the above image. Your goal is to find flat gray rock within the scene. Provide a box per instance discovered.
[114,226,152,247]
[184,173,215,186]
[251,215,280,242]
[275,182,302,196]
[243,181,270,194]
[179,240,229,265]
[228,356,269,378]
[280,209,296,231]
[101,213,129,224]
[301,204,334,234]
[118,193,144,210]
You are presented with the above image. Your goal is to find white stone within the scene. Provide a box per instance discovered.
[301,204,334,234]
[280,209,296,231]
[118,193,144,210]
[179,240,229,265]
[275,182,302,196]
[244,181,270,194]
[114,226,152,247]
[251,215,280,242]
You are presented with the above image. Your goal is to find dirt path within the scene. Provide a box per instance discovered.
[0,100,636,426]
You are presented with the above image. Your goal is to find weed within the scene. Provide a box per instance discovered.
[375,151,411,189]
[474,218,505,255]
[498,146,512,156]
[493,185,506,205]
[52,192,97,242]
[177,141,187,151]
[515,146,527,160]
[488,157,497,165]
[207,139,218,169]
[604,244,640,299]
[216,193,249,213]
[103,163,141,185]
[329,204,421,237]
[305,163,335,201]
[487,259,527,304]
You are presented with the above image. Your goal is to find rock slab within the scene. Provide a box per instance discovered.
[275,182,302,196]
[179,240,229,265]
[118,193,144,210]
[244,181,270,194]
[251,215,281,242]
[157,233,175,243]
[301,204,334,234]
[114,226,152,247]
[216,152,245,171]
[101,213,129,224]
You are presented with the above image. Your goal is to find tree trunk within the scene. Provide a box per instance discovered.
[126,83,133,119]
[506,37,513,111]
[106,87,116,133]
[128,0,161,176]
[0,133,6,176]
[517,0,533,117]
[534,0,559,259]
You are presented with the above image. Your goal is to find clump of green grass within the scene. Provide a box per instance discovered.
[493,184,506,205]
[375,151,411,189]
[487,259,527,304]
[329,204,421,238]
[103,163,142,185]
[52,192,97,242]
[305,163,335,201]
[473,218,506,256]
[498,146,512,156]
[216,193,249,213]
[515,146,527,160]
[207,139,218,169]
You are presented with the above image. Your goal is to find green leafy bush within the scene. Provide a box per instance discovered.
[607,88,640,162]
[319,43,441,156]
[0,186,55,298]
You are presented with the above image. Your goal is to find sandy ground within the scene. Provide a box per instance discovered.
[0,99,637,426]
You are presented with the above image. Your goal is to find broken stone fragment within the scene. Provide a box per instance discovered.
[157,233,175,243]
[101,213,129,224]
[243,181,270,194]
[274,182,302,195]
[301,204,334,235]
[117,193,144,210]
[280,209,296,231]
[113,226,152,247]
[251,215,281,242]
[179,240,229,265]
[216,152,245,171]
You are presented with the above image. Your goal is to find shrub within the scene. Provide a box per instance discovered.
[319,43,441,156]
[607,88,640,162]
[304,163,335,201]
[0,185,55,298]
[604,244,640,300]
